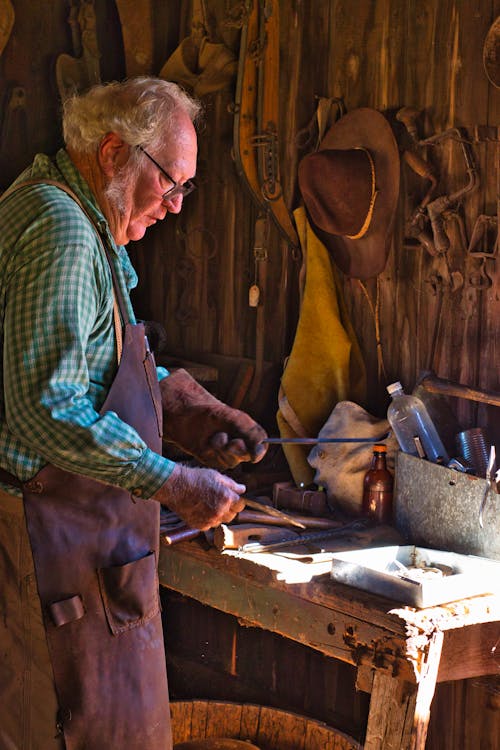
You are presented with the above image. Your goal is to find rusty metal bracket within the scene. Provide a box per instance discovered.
[466,213,498,289]
[419,128,479,255]
[251,125,282,201]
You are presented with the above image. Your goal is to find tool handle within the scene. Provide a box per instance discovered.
[403,149,436,181]
[243,497,306,529]
[418,370,500,407]
[237,509,338,528]
[214,523,299,551]
[162,526,201,545]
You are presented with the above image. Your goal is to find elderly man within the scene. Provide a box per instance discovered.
[0,77,267,750]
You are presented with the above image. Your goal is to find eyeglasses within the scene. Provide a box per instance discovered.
[138,145,196,201]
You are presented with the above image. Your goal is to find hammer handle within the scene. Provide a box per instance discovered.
[419,372,500,407]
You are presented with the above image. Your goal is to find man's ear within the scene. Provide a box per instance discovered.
[98,132,130,177]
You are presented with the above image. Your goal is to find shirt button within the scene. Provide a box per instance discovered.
[132,488,143,497]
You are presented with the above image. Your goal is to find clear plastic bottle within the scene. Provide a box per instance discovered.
[386,381,449,464]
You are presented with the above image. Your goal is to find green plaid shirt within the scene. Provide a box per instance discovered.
[0,149,174,498]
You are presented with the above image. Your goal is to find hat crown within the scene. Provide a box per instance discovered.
[299,147,376,238]
[297,107,400,280]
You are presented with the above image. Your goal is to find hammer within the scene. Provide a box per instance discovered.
[417,370,500,408]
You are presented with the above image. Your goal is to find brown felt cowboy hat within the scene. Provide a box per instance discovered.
[298,107,400,280]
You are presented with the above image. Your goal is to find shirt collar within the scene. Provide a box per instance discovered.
[54,149,114,239]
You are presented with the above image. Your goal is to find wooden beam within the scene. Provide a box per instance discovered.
[438,622,500,682]
[159,544,412,678]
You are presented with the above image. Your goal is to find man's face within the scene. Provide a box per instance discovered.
[108,112,198,245]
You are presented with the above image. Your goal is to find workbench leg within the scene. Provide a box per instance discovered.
[364,630,444,750]
[364,671,416,750]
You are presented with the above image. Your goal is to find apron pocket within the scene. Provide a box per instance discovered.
[97,551,160,635]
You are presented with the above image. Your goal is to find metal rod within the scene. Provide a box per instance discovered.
[262,437,386,444]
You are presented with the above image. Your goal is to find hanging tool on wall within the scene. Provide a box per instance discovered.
[115,0,154,76]
[232,0,299,249]
[160,0,238,97]
[417,369,500,408]
[247,214,269,402]
[396,111,482,370]
[483,16,500,89]
[465,124,500,289]
[396,106,439,255]
[232,1,298,403]
[56,0,101,100]
[466,214,498,289]
[0,85,28,186]
[421,127,479,255]
[0,0,14,58]
[398,107,479,258]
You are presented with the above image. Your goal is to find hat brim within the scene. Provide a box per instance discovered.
[303,108,400,280]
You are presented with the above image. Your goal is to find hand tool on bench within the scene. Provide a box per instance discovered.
[213,523,301,552]
[160,496,306,546]
[162,525,203,545]
[238,518,372,553]
[242,497,306,528]
[236,509,338,528]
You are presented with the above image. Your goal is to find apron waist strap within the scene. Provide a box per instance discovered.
[0,467,23,489]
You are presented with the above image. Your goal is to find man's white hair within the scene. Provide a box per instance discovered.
[62,77,202,155]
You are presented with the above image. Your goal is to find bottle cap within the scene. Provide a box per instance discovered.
[373,443,387,452]
[386,381,403,396]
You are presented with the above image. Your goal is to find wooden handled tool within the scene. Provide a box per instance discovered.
[213,523,300,552]
[161,525,202,545]
[418,370,500,407]
[243,497,306,529]
[236,510,338,529]
[160,498,306,546]
[238,518,372,553]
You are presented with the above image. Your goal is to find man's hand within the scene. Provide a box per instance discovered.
[152,463,246,530]
[160,369,268,469]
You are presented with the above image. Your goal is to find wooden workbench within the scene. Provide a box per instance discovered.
[158,538,500,750]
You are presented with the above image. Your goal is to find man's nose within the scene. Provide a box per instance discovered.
[163,193,184,214]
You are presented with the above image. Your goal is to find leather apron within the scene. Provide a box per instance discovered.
[0,183,172,750]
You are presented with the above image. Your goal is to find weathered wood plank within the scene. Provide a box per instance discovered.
[364,671,417,750]
[170,699,194,745]
[438,621,500,682]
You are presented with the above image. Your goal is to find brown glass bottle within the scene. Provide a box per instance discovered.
[362,444,394,524]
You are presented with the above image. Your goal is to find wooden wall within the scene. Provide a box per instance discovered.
[1,2,499,748]
[128,0,500,445]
